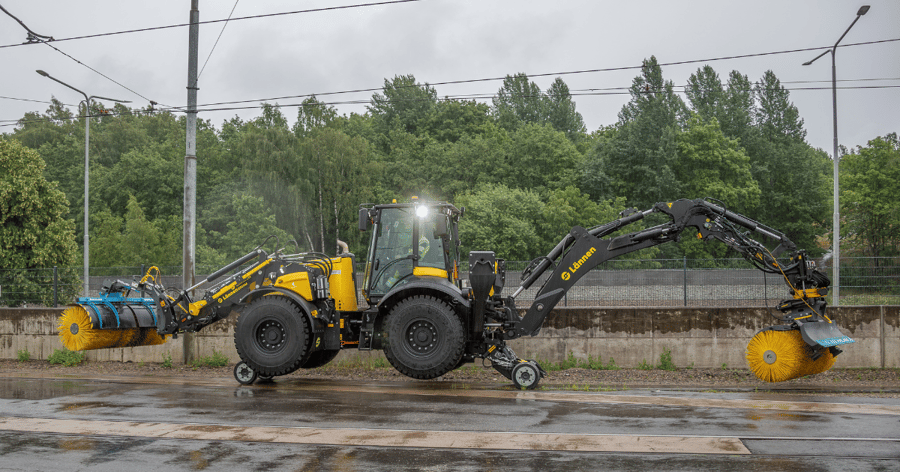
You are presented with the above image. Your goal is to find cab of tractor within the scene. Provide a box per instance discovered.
[358,200,463,305]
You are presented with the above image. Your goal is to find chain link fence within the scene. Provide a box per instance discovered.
[2,257,897,308]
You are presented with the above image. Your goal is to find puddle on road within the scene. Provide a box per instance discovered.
[0,378,105,401]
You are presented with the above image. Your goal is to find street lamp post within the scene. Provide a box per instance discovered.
[802,5,870,307]
[35,70,130,297]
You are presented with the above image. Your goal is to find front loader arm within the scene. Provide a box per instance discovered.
[506,198,827,339]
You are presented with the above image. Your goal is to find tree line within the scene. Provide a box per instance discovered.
[2,56,897,278]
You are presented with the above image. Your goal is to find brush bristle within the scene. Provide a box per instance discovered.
[57,306,169,351]
[800,348,836,377]
[746,329,808,382]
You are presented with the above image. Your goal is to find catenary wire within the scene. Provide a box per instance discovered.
[177,40,900,111]
[198,0,241,79]
[0,0,423,49]
[3,83,898,128]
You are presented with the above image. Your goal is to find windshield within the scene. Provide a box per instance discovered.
[363,206,452,298]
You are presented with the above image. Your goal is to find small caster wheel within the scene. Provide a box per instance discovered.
[512,361,541,390]
[234,361,258,385]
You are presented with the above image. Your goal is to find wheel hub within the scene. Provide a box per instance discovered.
[407,321,438,354]
[763,350,777,365]
[257,320,286,352]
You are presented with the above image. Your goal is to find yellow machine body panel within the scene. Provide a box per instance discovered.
[274,272,314,301]
[329,255,358,311]
[413,266,448,279]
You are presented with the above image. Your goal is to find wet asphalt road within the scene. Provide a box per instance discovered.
[0,375,898,471]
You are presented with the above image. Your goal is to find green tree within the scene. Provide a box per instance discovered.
[545,78,586,141]
[720,70,757,144]
[750,70,829,253]
[293,96,339,139]
[674,117,759,209]
[369,74,438,139]
[220,193,292,259]
[0,139,78,305]
[584,57,687,208]
[421,99,492,143]
[841,134,900,259]
[504,123,583,192]
[300,128,374,254]
[491,73,546,131]
[120,196,180,267]
[685,65,725,124]
[755,70,805,142]
[456,184,546,261]
[89,209,124,268]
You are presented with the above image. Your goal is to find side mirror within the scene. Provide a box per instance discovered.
[359,208,370,232]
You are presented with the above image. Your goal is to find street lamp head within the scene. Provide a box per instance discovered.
[92,95,131,104]
[36,69,49,77]
[857,5,870,16]
[802,49,831,66]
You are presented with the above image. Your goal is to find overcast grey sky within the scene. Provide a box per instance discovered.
[1,0,898,155]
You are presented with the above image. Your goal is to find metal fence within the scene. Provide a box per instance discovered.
[2,257,898,308]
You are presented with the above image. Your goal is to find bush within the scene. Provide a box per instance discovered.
[637,359,653,370]
[161,353,173,368]
[48,349,85,367]
[16,349,31,362]
[657,348,676,371]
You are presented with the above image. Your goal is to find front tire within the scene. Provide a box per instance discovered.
[235,296,312,377]
[383,295,464,379]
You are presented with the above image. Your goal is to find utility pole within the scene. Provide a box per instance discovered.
[183,0,200,363]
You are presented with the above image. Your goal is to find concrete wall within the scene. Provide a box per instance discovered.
[1,306,897,368]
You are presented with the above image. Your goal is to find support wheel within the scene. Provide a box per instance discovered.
[234,361,258,385]
[512,362,541,390]
[235,296,312,377]
[384,295,464,379]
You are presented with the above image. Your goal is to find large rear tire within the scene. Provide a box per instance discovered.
[235,296,312,377]
[383,295,464,379]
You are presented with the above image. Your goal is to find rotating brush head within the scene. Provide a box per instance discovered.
[57,306,170,351]
[799,348,836,377]
[746,329,808,383]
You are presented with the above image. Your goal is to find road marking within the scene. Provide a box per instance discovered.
[0,416,750,455]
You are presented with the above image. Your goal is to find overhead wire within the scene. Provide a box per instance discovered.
[0,3,171,109]
[0,0,424,49]
[198,0,240,79]
[174,39,900,112]
[2,1,896,114]
[3,80,898,128]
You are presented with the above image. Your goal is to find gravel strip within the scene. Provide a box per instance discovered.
[3,360,898,397]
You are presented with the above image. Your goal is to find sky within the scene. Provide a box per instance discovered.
[1,0,898,155]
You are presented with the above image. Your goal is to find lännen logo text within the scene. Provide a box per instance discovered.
[561,247,596,281]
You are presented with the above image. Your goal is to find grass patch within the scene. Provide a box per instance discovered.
[48,349,85,367]
[331,355,390,370]
[161,353,173,368]
[637,359,653,370]
[191,351,229,368]
[538,352,621,371]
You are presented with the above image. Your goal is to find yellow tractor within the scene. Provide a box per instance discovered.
[59,198,853,388]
